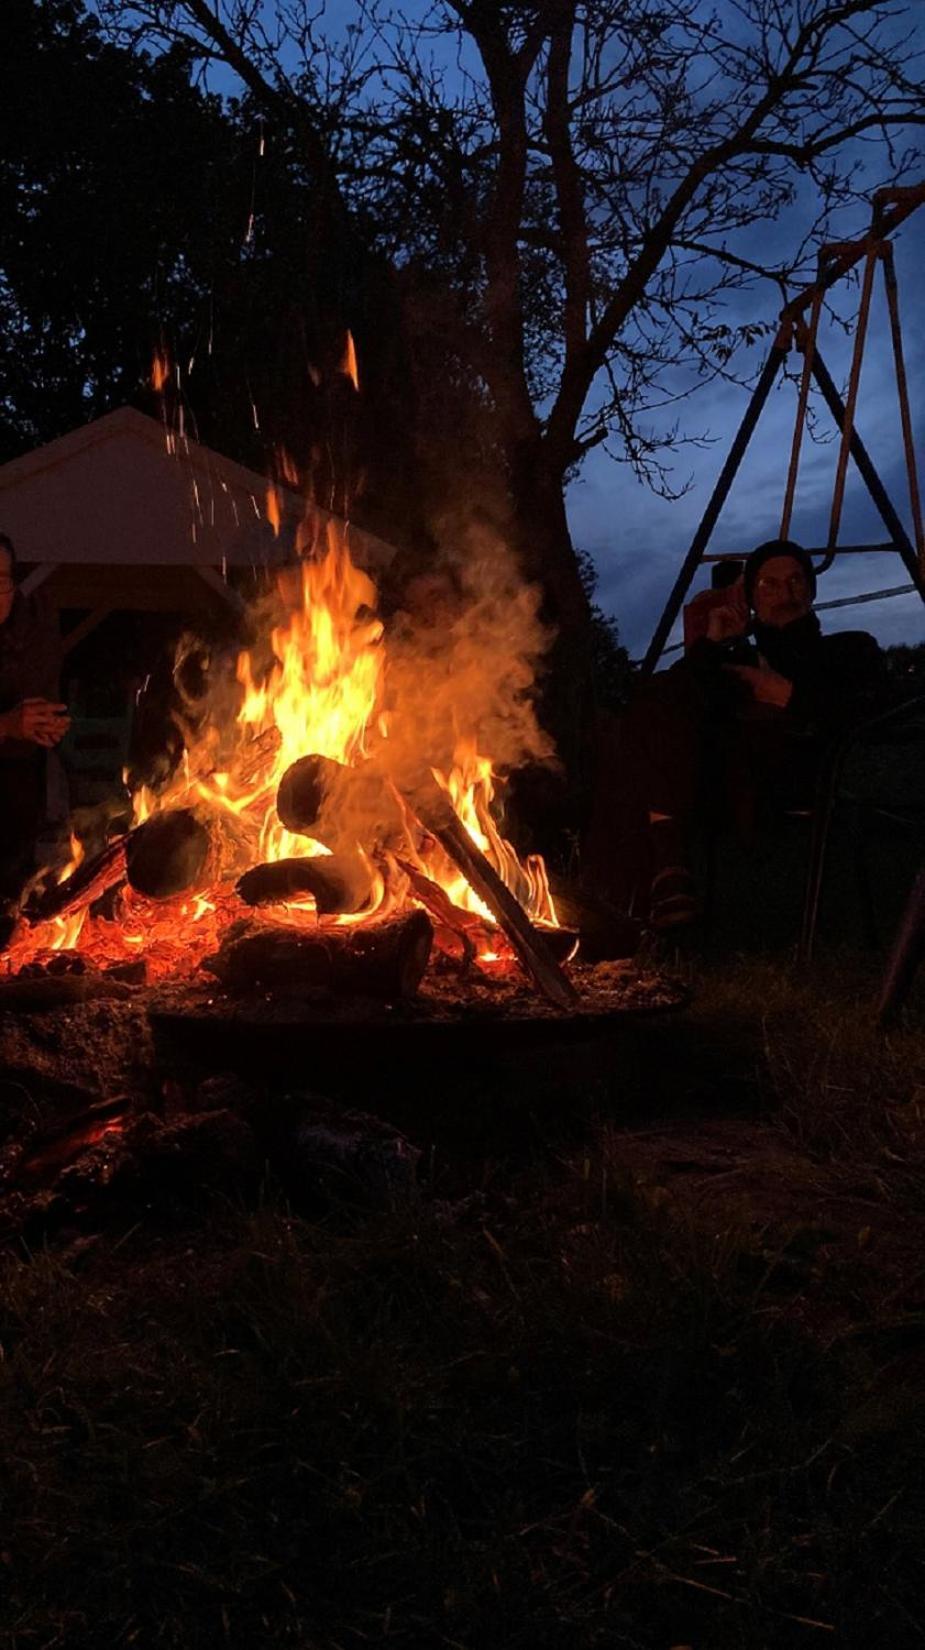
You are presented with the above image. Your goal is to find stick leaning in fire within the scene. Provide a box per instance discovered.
[394,766,578,1011]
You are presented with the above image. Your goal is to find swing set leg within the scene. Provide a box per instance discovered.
[639,336,789,678]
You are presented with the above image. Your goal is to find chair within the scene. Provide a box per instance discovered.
[798,692,925,965]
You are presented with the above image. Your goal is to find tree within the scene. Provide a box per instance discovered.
[0,0,416,530]
[0,0,230,457]
[95,0,924,641]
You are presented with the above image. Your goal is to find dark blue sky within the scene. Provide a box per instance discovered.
[108,0,924,657]
[571,205,925,658]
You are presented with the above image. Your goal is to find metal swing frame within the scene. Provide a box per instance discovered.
[641,182,925,677]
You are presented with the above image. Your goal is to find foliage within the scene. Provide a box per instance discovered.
[0,0,414,527]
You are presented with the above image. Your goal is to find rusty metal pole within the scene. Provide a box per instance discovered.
[640,324,791,676]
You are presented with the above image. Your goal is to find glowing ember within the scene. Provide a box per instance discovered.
[5,522,560,984]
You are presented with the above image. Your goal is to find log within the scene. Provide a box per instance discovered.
[276,754,403,853]
[23,807,213,927]
[236,854,374,915]
[275,753,340,837]
[27,838,127,924]
[398,770,579,1010]
[124,809,213,900]
[203,909,434,1000]
[393,857,479,967]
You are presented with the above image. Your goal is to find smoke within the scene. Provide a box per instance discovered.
[379,513,556,789]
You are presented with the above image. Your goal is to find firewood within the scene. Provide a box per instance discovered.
[237,726,282,787]
[124,809,213,900]
[398,770,579,1010]
[393,857,478,967]
[24,807,213,927]
[276,754,403,852]
[275,753,340,837]
[548,884,642,963]
[203,909,434,999]
[27,838,127,924]
[235,854,374,915]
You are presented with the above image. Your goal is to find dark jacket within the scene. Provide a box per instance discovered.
[687,612,885,735]
[0,588,62,764]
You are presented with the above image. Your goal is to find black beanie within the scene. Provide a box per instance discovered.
[743,539,817,608]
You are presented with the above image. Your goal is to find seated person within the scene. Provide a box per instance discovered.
[0,533,70,906]
[583,539,885,930]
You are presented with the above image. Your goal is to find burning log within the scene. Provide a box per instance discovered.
[124,809,213,900]
[278,752,577,1007]
[398,771,579,1011]
[394,858,479,967]
[235,853,374,915]
[23,808,213,930]
[204,909,434,1000]
[276,755,403,853]
[275,753,338,836]
[27,838,127,924]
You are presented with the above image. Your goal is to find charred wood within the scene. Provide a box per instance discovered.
[276,754,403,853]
[124,809,213,899]
[235,854,374,915]
[22,808,213,930]
[26,839,127,924]
[398,771,579,1010]
[204,909,434,999]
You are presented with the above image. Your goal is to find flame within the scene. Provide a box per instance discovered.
[4,520,561,983]
[266,484,282,537]
[340,331,359,391]
[151,348,170,393]
[56,831,85,885]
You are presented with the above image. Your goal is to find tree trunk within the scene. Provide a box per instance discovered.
[508,442,590,638]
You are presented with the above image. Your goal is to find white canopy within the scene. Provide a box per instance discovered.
[0,406,395,641]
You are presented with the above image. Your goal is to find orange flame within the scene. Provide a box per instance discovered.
[340,331,359,391]
[56,831,85,886]
[4,522,560,982]
[151,348,170,393]
[266,483,282,537]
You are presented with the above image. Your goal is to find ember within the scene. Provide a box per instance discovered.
[4,523,576,1004]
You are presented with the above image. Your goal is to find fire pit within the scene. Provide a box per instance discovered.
[2,521,673,1052]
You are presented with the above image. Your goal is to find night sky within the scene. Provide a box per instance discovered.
[572,201,925,660]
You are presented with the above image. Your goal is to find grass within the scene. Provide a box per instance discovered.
[2,954,925,1648]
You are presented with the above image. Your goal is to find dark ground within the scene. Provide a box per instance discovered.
[1,813,924,1650]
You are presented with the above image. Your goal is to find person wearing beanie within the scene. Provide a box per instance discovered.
[582,539,885,931]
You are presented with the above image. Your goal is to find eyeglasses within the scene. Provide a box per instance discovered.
[755,574,809,595]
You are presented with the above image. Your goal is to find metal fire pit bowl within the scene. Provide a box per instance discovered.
[147,961,689,1084]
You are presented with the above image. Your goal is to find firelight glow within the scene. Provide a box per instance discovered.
[4,524,558,980]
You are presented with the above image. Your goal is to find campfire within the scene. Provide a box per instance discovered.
[3,522,579,1010]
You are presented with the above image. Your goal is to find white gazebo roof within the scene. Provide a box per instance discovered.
[0,405,395,582]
